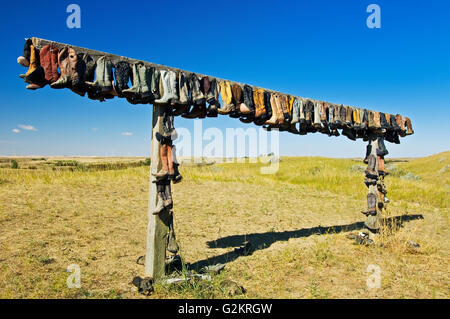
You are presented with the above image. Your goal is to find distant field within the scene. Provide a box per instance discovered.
[0,152,448,298]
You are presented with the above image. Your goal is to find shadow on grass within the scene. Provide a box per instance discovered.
[187,214,424,271]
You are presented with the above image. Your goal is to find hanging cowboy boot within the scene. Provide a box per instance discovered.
[66,48,82,91]
[122,63,141,98]
[291,98,300,124]
[358,108,366,130]
[338,104,346,128]
[207,78,220,117]
[320,102,328,125]
[217,80,234,115]
[363,144,372,164]
[368,111,376,130]
[252,89,266,125]
[345,106,353,127]
[405,117,414,135]
[265,93,279,125]
[182,75,206,118]
[395,114,406,136]
[299,98,306,125]
[373,111,382,130]
[152,144,170,181]
[167,211,179,254]
[173,71,191,116]
[152,183,166,215]
[276,94,286,124]
[332,104,341,126]
[85,56,113,97]
[365,154,378,179]
[24,45,46,90]
[279,95,290,122]
[167,144,175,180]
[239,84,255,122]
[376,137,389,157]
[361,192,378,216]
[255,91,270,125]
[377,156,388,176]
[313,101,322,129]
[17,38,33,67]
[113,61,131,97]
[190,73,206,106]
[163,180,173,209]
[380,113,390,130]
[200,76,217,117]
[156,70,178,103]
[235,86,250,115]
[138,64,152,100]
[352,108,361,130]
[230,83,243,118]
[39,44,60,85]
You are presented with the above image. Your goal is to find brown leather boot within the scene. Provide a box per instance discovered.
[167,145,175,178]
[405,117,414,135]
[377,156,389,176]
[152,144,169,181]
[395,114,406,136]
[39,44,59,84]
[253,89,266,119]
[373,111,381,129]
[51,47,71,89]
[320,102,328,123]
[182,104,207,118]
[365,154,378,179]
[24,45,46,90]
[265,93,279,125]
[275,95,285,124]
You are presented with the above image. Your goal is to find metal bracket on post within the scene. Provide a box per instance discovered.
[145,104,170,281]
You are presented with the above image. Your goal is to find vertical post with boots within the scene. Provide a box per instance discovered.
[362,137,383,233]
[145,105,176,281]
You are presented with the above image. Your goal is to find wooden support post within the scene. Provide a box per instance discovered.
[145,104,170,280]
[365,136,383,232]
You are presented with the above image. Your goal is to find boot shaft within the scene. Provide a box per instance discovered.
[243,85,255,112]
[253,89,266,118]
[405,117,414,135]
[219,80,233,106]
[39,44,59,83]
[177,71,189,104]
[291,98,300,124]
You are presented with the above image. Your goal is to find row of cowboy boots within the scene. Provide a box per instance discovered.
[17,40,414,142]
[17,40,100,98]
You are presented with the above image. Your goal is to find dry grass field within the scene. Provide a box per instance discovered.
[0,152,448,299]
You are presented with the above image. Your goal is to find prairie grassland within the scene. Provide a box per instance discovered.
[0,152,448,299]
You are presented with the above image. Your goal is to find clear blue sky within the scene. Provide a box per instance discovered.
[1,0,449,158]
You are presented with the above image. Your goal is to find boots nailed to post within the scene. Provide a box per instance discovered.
[365,154,378,179]
[152,144,170,181]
